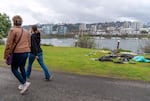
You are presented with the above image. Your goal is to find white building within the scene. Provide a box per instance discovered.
[42,24,53,34]
[79,23,87,31]
[131,21,143,30]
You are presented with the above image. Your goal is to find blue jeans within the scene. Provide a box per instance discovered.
[26,52,51,79]
[11,52,28,84]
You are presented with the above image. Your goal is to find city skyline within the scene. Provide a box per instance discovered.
[1,0,150,25]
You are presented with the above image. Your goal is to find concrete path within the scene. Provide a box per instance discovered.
[0,67,150,101]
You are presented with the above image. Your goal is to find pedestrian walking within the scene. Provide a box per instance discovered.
[26,25,52,81]
[4,15,31,94]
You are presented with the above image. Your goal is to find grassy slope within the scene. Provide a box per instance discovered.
[1,45,150,81]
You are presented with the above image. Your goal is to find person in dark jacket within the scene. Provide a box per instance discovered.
[26,25,52,80]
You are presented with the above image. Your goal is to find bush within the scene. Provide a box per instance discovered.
[75,35,95,49]
[141,43,150,53]
[140,40,150,53]
[41,43,53,46]
[0,39,5,45]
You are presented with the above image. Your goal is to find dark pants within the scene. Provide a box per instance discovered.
[11,52,28,84]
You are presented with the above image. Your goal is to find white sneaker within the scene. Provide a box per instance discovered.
[20,82,31,94]
[18,84,23,90]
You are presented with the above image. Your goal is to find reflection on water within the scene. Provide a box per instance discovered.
[41,38,150,52]
[41,38,75,47]
[95,38,149,53]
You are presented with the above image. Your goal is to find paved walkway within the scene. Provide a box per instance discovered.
[0,67,150,101]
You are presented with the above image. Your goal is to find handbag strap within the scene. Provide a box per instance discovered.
[12,28,23,53]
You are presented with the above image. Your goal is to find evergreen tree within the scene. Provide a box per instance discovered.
[0,13,11,39]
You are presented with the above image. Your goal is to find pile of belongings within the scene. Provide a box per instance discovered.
[98,53,135,64]
[98,52,150,64]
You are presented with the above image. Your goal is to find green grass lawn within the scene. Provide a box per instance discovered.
[1,45,150,82]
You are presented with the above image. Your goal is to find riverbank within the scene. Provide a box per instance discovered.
[40,38,149,52]
[3,37,149,52]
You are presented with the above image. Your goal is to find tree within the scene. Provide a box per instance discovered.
[0,13,11,39]
[140,30,148,34]
[75,35,95,48]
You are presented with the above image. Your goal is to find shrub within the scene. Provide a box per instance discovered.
[41,43,53,46]
[75,35,95,49]
[0,39,5,45]
[141,42,150,53]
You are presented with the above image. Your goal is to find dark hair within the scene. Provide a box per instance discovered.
[12,15,22,26]
[31,25,39,33]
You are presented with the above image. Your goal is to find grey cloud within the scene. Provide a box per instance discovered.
[14,0,150,24]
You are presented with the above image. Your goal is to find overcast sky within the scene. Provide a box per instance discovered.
[1,0,150,25]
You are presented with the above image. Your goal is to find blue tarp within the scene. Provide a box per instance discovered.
[133,56,150,62]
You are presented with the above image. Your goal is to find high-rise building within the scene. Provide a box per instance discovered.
[131,21,143,30]
[42,24,53,34]
[79,23,87,31]
[58,25,68,34]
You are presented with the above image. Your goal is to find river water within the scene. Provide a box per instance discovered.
[41,38,150,53]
